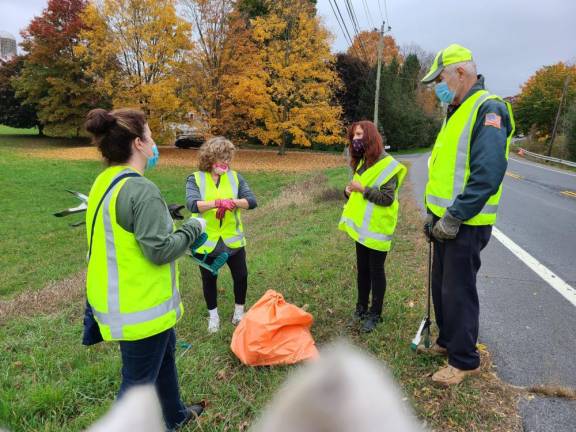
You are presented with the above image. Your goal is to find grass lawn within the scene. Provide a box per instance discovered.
[0,125,39,136]
[0,136,520,431]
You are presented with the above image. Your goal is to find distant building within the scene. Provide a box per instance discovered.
[0,31,17,62]
[503,95,519,105]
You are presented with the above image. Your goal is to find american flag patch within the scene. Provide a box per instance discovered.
[484,113,501,129]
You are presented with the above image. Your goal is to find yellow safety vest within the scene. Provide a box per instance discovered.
[339,156,407,252]
[85,166,183,341]
[191,170,246,254]
[426,90,515,225]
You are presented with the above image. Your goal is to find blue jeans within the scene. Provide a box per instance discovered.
[118,328,188,429]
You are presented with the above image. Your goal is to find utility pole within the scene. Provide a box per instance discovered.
[548,75,571,156]
[373,21,385,125]
[373,21,391,147]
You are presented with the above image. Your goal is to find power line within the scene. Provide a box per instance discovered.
[377,0,384,22]
[327,0,354,47]
[328,0,366,64]
[341,0,370,62]
[333,0,367,61]
[361,0,374,29]
[343,0,362,36]
[332,0,356,45]
[384,0,391,28]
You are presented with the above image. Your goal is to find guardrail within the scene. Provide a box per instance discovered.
[517,148,576,168]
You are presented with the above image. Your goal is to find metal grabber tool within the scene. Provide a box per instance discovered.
[411,228,433,351]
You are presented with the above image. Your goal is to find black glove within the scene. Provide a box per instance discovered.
[168,204,185,220]
[423,214,434,242]
[432,211,462,241]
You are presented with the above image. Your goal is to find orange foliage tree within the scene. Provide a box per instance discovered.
[515,62,576,136]
[77,0,193,143]
[346,31,400,66]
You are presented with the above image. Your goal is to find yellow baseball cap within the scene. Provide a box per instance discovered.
[421,44,473,84]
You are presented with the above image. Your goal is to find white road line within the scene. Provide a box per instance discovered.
[492,227,576,307]
[509,157,576,178]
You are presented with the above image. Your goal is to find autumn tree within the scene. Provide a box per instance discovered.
[514,62,576,136]
[565,102,576,161]
[180,0,243,133]
[236,0,270,19]
[78,0,193,143]
[222,0,343,154]
[13,0,105,136]
[347,31,400,66]
[0,57,41,132]
[235,0,317,19]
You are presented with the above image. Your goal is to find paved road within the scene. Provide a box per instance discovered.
[404,153,576,432]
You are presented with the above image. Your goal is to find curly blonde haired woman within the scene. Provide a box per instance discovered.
[185,137,257,333]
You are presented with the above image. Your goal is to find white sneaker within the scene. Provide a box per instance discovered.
[231,310,244,326]
[208,316,220,333]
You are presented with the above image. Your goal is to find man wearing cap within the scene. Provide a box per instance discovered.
[420,44,515,385]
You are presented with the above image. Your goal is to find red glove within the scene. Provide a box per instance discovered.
[215,199,236,220]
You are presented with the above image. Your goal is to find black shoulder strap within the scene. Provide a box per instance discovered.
[87,172,141,261]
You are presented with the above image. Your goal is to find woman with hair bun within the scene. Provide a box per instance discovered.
[84,108,205,429]
[339,120,407,333]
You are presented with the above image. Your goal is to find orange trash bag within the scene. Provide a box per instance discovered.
[231,289,319,366]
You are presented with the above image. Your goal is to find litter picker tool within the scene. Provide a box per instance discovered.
[54,189,186,226]
[53,190,88,217]
[411,230,433,351]
[187,233,229,276]
[53,190,88,227]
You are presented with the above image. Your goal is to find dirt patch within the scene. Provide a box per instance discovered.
[0,271,85,325]
[19,145,346,172]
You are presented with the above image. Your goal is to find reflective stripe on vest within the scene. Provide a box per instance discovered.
[425,194,499,215]
[197,171,245,247]
[339,159,400,243]
[92,170,181,339]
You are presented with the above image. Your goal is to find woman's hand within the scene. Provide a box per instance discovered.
[233,198,250,209]
[347,180,365,193]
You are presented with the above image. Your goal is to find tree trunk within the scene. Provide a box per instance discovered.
[278,132,287,156]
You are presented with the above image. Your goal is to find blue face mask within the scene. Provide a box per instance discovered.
[145,144,159,170]
[435,81,455,104]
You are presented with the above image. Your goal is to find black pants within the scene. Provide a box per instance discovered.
[118,328,187,429]
[355,242,388,316]
[432,221,492,370]
[199,247,248,310]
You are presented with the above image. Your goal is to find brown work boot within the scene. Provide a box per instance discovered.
[417,343,448,356]
[431,365,480,386]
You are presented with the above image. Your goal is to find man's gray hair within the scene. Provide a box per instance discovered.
[445,60,477,76]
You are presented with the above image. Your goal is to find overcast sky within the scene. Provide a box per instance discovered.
[2,0,574,96]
